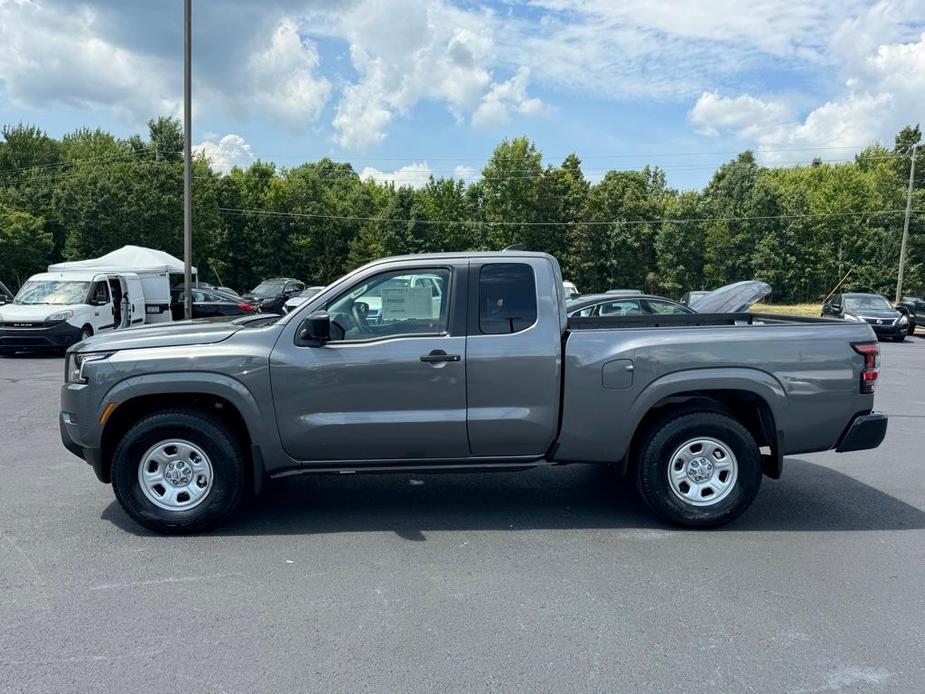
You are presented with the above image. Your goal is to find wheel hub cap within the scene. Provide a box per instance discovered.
[138,439,214,512]
[164,460,193,487]
[667,437,739,507]
[686,457,714,483]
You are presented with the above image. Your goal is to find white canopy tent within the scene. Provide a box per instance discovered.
[48,245,196,275]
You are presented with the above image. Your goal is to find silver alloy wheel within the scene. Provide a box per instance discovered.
[667,437,738,507]
[138,439,214,512]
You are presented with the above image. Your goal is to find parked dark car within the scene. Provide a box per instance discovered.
[822,292,908,342]
[898,296,923,335]
[242,278,305,314]
[170,287,259,321]
[567,293,694,317]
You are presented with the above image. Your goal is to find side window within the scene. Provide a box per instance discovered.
[479,263,537,335]
[598,299,643,316]
[192,290,207,303]
[570,306,595,318]
[645,299,689,315]
[326,269,450,342]
[90,282,109,304]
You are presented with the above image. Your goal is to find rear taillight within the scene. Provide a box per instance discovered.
[852,342,880,394]
[238,303,256,312]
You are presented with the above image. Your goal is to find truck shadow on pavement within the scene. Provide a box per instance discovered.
[101,458,925,538]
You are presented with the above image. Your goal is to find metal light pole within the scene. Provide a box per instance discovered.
[896,142,919,305]
[183,0,193,319]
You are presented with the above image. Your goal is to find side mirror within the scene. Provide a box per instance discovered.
[298,311,330,346]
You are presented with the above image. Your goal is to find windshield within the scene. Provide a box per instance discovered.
[14,280,90,305]
[844,295,892,312]
[251,280,286,296]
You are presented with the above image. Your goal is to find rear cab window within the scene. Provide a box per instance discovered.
[478,263,537,334]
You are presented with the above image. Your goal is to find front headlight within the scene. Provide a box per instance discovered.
[46,310,74,322]
[843,313,863,321]
[66,351,114,384]
[898,315,908,325]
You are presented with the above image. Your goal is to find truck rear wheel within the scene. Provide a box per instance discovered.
[110,409,247,534]
[635,411,762,528]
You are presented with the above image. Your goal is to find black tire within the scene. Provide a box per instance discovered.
[111,409,247,534]
[635,411,762,528]
[893,334,905,343]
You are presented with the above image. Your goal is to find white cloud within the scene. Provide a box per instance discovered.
[689,92,792,138]
[472,67,548,128]
[2,0,924,157]
[330,0,540,147]
[686,12,925,162]
[358,161,478,187]
[193,133,255,174]
[0,2,332,129]
[0,2,179,119]
[238,18,331,129]
[453,165,477,181]
[360,162,433,188]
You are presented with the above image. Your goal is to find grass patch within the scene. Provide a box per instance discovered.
[751,303,821,317]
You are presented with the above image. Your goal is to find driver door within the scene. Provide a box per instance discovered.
[270,264,469,463]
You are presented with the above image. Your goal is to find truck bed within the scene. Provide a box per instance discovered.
[554,314,878,467]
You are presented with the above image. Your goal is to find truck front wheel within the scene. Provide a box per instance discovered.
[110,409,247,534]
[635,411,762,528]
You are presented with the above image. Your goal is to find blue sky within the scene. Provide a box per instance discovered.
[1,0,924,190]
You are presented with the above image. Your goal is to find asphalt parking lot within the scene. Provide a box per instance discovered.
[1,336,924,694]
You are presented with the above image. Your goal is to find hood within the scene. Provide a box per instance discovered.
[690,281,772,314]
[0,302,81,323]
[74,318,243,352]
[851,309,900,320]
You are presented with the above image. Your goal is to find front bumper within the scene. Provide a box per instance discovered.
[836,412,888,453]
[866,321,906,339]
[59,412,108,482]
[0,321,83,350]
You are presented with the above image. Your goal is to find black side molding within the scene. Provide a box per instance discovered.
[836,412,888,453]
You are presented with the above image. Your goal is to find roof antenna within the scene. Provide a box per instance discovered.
[502,244,525,251]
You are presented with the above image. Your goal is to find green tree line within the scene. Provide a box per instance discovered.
[1,117,922,303]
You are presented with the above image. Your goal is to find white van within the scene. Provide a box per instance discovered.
[0,271,146,354]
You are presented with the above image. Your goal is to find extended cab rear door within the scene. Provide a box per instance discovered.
[465,257,562,457]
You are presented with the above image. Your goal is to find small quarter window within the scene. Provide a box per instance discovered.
[479,263,537,334]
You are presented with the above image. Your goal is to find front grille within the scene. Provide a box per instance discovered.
[0,321,44,329]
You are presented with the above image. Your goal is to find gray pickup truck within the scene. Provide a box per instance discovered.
[60,251,887,534]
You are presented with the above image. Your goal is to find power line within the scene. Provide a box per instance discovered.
[246,143,907,162]
[217,206,923,227]
[0,147,171,178]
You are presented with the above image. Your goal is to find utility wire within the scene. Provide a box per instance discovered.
[217,206,923,227]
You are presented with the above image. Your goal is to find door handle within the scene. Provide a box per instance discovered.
[420,350,461,363]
